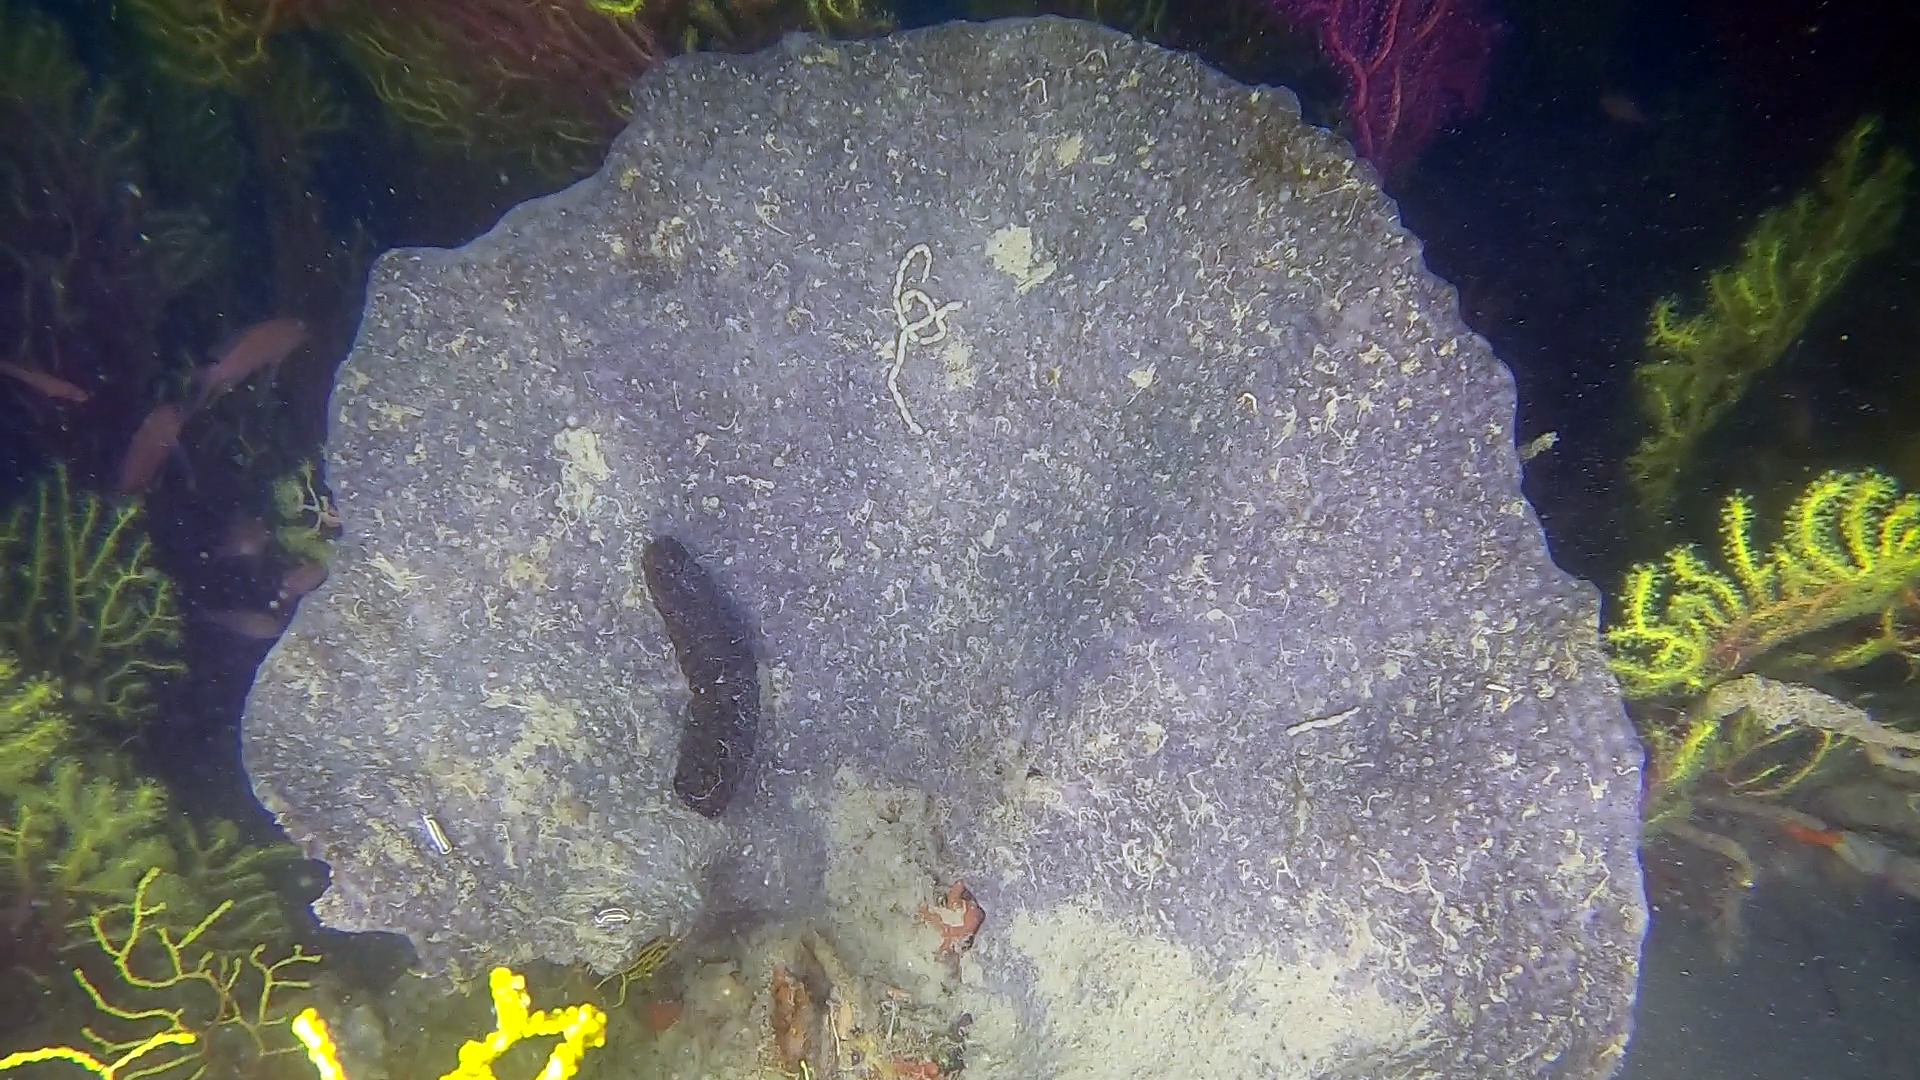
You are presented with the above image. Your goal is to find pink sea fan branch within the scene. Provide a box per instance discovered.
[1272,0,1499,177]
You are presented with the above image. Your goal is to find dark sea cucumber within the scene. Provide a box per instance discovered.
[642,537,759,817]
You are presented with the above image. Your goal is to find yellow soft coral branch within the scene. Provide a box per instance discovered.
[10,964,600,1080]
[290,1012,344,1080]
[1607,469,1920,699]
[0,655,67,789]
[0,1031,197,1080]
[51,866,319,1080]
[292,968,606,1080]
[0,864,312,1080]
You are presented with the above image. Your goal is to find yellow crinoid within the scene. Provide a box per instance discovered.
[1607,469,1920,700]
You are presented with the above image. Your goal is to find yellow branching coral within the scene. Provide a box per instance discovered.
[681,0,894,54]
[0,1028,197,1080]
[329,1,656,179]
[1637,689,1838,830]
[595,932,680,1007]
[2,654,300,953]
[67,867,320,1080]
[3,756,174,913]
[443,969,605,1080]
[0,467,184,732]
[292,968,607,1080]
[1627,117,1910,517]
[1607,469,1920,700]
[2,654,310,1080]
[0,864,317,1080]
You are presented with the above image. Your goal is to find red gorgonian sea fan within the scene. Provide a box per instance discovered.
[1270,0,1500,178]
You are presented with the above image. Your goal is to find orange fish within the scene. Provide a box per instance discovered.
[117,403,187,494]
[1779,820,1841,849]
[213,515,273,559]
[200,608,288,639]
[278,559,330,601]
[0,360,90,403]
[191,318,307,410]
[1598,92,1649,127]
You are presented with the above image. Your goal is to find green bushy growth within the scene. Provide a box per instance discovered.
[1627,118,1910,518]
[0,654,302,977]
[272,460,337,563]
[0,467,185,734]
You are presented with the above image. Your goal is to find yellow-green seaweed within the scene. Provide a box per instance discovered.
[1627,118,1910,517]
[1,654,312,1078]
[271,460,336,564]
[0,467,184,732]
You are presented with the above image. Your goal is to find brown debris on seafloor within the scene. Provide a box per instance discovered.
[645,999,684,1033]
[763,930,959,1080]
[770,964,818,1073]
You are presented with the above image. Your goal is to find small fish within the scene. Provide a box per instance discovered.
[421,813,453,855]
[213,515,273,559]
[117,403,187,494]
[1598,92,1649,127]
[1778,818,1920,899]
[191,318,307,410]
[278,558,330,600]
[1779,820,1840,849]
[200,608,289,639]
[0,361,90,403]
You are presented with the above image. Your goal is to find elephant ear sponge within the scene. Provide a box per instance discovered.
[1606,468,1920,700]
[0,467,184,733]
